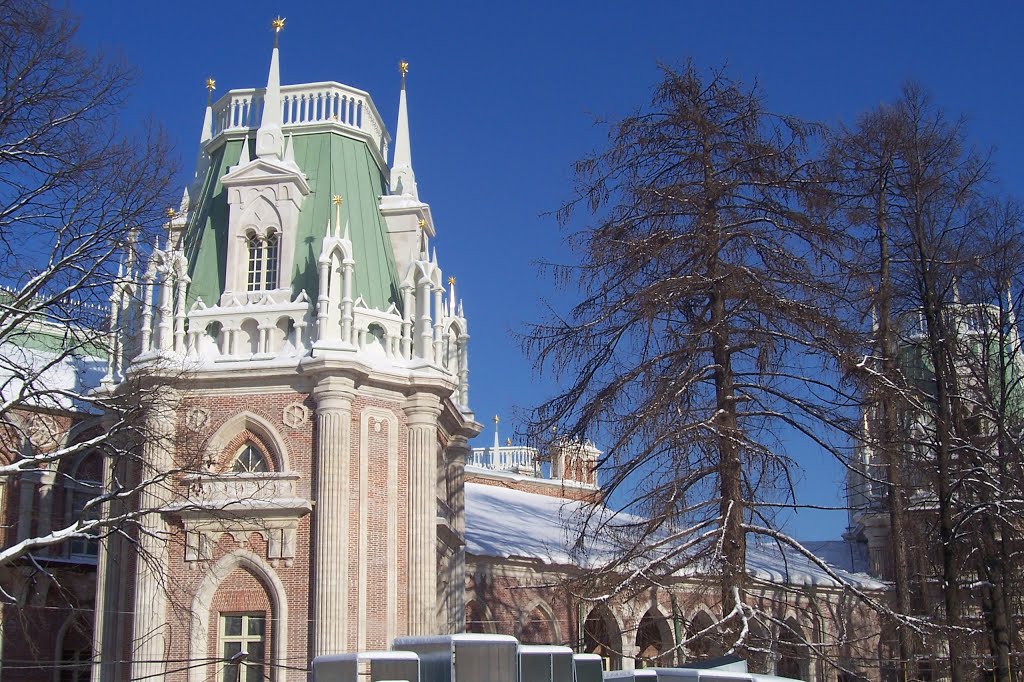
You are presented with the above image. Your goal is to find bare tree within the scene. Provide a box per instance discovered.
[834,84,1024,682]
[0,0,177,582]
[525,62,852,658]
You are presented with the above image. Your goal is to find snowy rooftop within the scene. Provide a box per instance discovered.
[465,483,885,590]
[0,341,106,411]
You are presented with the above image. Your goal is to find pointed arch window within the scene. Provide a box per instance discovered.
[231,443,269,473]
[246,232,279,292]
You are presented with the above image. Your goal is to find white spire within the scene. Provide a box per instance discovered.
[493,415,500,455]
[200,76,218,144]
[283,132,296,165]
[390,61,418,199]
[239,134,250,165]
[255,19,285,160]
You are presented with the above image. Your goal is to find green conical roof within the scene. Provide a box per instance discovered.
[184,131,401,312]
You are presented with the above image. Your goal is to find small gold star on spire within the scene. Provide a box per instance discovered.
[399,60,409,77]
[206,77,216,92]
[493,415,500,424]
[165,207,177,219]
[332,195,343,206]
[271,16,285,47]
[447,276,456,286]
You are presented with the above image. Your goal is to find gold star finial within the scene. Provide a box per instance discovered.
[332,195,343,206]
[399,61,409,77]
[206,77,216,92]
[165,207,177,219]
[447,276,456,286]
[418,219,426,229]
[272,16,285,47]
[494,415,499,424]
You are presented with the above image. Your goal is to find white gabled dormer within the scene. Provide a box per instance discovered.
[219,34,310,306]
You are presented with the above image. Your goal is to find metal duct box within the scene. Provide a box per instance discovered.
[518,645,574,682]
[393,634,519,682]
[572,654,604,682]
[311,651,420,682]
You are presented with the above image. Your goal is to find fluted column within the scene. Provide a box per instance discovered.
[404,394,442,635]
[446,435,470,633]
[312,377,355,654]
[131,387,178,682]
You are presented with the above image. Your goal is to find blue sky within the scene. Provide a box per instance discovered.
[72,1,1024,539]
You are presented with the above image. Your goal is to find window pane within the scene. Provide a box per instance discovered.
[245,664,265,682]
[224,616,243,637]
[223,641,242,658]
[224,664,240,682]
[248,616,265,636]
[247,642,265,660]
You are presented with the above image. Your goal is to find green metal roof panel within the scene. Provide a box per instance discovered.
[289,133,401,311]
[184,132,401,313]
[184,141,235,307]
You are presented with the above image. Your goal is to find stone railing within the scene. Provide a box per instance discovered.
[183,471,304,507]
[468,445,539,473]
[211,82,390,160]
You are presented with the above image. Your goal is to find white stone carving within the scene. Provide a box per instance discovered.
[283,402,309,429]
[185,407,211,432]
[27,414,61,452]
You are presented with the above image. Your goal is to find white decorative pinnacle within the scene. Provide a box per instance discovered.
[255,34,284,160]
[390,62,418,199]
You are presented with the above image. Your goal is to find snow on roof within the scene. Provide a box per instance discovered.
[0,341,106,411]
[465,482,885,590]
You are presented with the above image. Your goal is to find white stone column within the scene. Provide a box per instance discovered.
[341,261,354,344]
[312,378,355,654]
[316,261,330,341]
[157,271,173,351]
[404,394,442,635]
[446,436,470,634]
[401,285,413,359]
[139,272,154,353]
[173,275,189,353]
[130,388,178,682]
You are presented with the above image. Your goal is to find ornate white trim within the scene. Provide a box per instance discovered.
[189,550,289,682]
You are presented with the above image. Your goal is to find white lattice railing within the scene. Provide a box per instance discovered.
[469,445,538,472]
[211,82,390,159]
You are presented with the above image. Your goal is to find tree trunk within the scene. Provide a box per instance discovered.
[875,177,918,681]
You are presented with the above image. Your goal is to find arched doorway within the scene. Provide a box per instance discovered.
[687,610,724,663]
[635,607,674,668]
[521,603,557,644]
[584,605,622,671]
[465,599,489,634]
[777,619,809,680]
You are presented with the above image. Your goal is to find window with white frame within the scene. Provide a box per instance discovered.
[246,232,279,292]
[220,613,265,682]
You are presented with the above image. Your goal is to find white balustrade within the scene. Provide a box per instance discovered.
[468,445,538,472]
[211,82,390,159]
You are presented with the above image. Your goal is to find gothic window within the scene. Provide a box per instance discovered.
[55,611,93,682]
[231,444,269,473]
[220,613,266,682]
[246,232,279,292]
[66,451,102,560]
[68,482,100,559]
